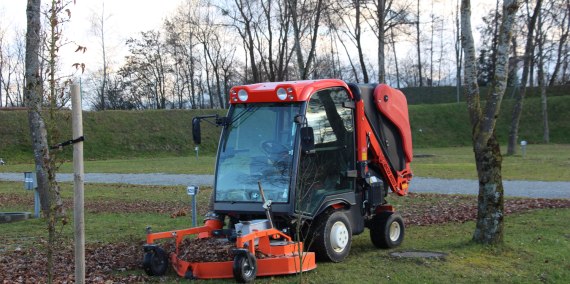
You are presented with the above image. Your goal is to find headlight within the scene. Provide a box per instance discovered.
[238,89,248,101]
[277,88,287,100]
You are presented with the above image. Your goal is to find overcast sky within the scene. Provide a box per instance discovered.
[0,0,494,78]
[0,0,184,73]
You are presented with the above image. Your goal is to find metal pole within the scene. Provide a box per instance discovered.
[71,83,85,284]
[192,195,197,227]
[34,190,40,218]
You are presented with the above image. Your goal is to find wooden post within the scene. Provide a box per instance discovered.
[71,83,85,283]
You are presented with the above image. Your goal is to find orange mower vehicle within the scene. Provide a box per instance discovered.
[142,79,413,282]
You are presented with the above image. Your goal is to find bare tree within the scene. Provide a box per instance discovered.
[0,28,5,107]
[289,0,325,80]
[536,0,551,143]
[507,0,542,155]
[331,0,370,83]
[415,0,423,86]
[454,0,463,102]
[547,0,569,86]
[461,0,519,244]
[231,0,261,83]
[1,26,26,107]
[89,1,112,110]
[364,0,412,83]
[120,30,170,109]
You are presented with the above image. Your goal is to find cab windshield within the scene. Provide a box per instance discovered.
[215,103,302,203]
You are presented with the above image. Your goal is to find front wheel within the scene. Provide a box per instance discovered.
[370,212,405,249]
[142,247,169,276]
[232,251,257,283]
[311,210,352,262]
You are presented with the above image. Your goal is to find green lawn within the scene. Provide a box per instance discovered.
[3,144,569,181]
[0,155,216,175]
[413,144,570,181]
[1,179,568,283]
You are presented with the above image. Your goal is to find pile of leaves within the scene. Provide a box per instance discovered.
[0,240,148,283]
[0,194,208,216]
[178,238,269,263]
[178,238,235,262]
[399,193,570,226]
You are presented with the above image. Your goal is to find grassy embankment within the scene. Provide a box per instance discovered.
[2,95,569,181]
[1,95,569,163]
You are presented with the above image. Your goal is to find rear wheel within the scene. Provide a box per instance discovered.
[312,210,352,262]
[370,212,405,249]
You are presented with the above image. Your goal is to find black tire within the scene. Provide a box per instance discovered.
[142,247,169,276]
[233,251,257,283]
[370,212,405,249]
[311,210,352,262]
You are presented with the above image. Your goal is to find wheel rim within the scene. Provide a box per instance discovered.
[389,221,401,242]
[330,221,349,252]
[242,257,254,277]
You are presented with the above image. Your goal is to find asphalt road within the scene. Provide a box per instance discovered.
[1,172,569,199]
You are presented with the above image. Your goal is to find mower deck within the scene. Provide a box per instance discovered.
[144,223,316,281]
[171,248,316,279]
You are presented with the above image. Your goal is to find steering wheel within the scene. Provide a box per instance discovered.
[260,140,289,161]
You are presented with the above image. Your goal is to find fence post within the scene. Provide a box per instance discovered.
[72,83,85,284]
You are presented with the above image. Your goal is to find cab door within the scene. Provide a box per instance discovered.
[296,87,355,215]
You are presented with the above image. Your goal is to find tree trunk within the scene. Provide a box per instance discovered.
[100,3,107,110]
[203,45,214,108]
[461,0,519,245]
[234,0,259,83]
[390,28,400,88]
[429,1,434,86]
[472,132,504,244]
[25,0,50,218]
[355,0,369,83]
[455,0,463,103]
[26,1,60,282]
[536,12,549,143]
[290,0,323,80]
[416,0,423,87]
[507,0,541,155]
[548,5,568,87]
[377,0,386,83]
[540,85,549,143]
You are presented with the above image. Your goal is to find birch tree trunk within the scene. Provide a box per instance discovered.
[25,0,50,217]
[461,0,519,244]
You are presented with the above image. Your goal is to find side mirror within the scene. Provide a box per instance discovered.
[192,117,201,145]
[300,127,315,154]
